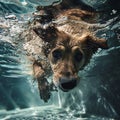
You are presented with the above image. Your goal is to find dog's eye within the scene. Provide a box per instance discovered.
[74,49,83,62]
[52,49,62,60]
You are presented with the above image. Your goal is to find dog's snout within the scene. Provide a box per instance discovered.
[59,78,77,92]
[65,71,71,77]
[60,70,73,77]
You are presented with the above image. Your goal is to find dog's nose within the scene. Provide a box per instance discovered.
[59,78,77,92]
[65,71,71,77]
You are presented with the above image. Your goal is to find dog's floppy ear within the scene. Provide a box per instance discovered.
[82,35,108,53]
[33,26,58,43]
[87,35,108,49]
[33,26,59,57]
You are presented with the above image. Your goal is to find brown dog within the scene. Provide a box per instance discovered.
[20,0,108,102]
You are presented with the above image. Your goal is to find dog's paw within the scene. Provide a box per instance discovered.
[39,85,51,102]
[38,78,51,102]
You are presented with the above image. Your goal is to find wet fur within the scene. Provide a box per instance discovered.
[20,0,108,102]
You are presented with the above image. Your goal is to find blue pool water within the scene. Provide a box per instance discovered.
[0,0,120,120]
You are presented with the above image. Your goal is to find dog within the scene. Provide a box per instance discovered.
[20,0,108,102]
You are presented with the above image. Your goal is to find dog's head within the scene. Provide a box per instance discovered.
[34,26,108,92]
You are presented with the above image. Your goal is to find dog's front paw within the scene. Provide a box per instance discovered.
[38,78,51,102]
[39,85,51,102]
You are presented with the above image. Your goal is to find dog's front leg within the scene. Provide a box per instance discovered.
[33,61,51,102]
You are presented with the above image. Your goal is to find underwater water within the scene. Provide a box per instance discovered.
[0,0,120,120]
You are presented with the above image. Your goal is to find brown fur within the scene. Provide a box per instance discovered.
[21,1,108,102]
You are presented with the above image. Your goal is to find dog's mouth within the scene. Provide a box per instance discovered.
[59,79,77,92]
